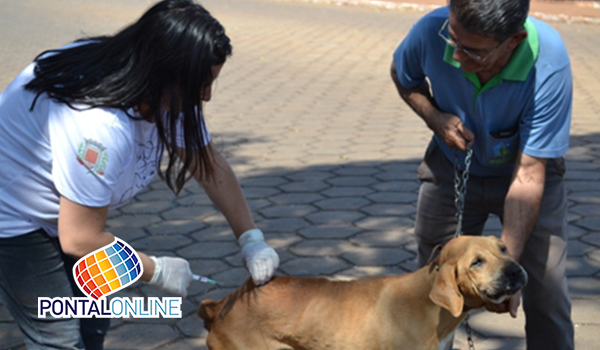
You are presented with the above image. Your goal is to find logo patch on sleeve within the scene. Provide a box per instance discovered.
[77,139,108,176]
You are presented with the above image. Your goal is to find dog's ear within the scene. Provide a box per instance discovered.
[198,300,220,322]
[429,263,464,318]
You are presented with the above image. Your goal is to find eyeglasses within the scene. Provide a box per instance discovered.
[438,19,504,63]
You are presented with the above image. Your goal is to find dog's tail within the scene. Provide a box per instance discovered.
[198,300,221,330]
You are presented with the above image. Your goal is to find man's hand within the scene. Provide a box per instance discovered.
[485,291,521,318]
[430,112,475,151]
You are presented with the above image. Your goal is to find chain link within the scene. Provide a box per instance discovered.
[453,143,473,238]
[453,143,475,350]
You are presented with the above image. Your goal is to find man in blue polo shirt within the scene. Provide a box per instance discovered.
[391,0,573,349]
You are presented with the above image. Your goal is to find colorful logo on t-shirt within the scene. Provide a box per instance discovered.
[73,239,142,300]
[77,138,108,176]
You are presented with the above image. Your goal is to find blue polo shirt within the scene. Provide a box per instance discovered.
[393,7,572,177]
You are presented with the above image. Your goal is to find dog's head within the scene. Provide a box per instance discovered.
[429,236,528,317]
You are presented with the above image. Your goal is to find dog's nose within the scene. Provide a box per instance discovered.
[505,263,528,287]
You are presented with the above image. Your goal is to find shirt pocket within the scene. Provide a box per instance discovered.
[484,129,520,166]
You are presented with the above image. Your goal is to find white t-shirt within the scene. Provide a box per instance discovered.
[0,62,211,238]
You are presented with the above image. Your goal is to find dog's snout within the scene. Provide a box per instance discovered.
[505,263,528,287]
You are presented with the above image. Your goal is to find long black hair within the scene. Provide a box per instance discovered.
[25,0,232,194]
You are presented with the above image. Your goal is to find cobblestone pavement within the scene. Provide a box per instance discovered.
[1,0,599,349]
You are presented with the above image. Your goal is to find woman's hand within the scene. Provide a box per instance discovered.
[147,256,194,297]
[238,229,280,285]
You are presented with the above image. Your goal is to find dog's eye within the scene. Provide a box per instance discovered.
[470,258,483,268]
[500,246,508,254]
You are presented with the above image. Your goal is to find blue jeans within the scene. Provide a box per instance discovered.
[0,229,110,349]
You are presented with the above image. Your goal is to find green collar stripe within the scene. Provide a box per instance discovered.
[442,18,539,83]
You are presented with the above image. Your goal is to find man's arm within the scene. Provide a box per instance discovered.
[501,151,547,261]
[390,62,474,151]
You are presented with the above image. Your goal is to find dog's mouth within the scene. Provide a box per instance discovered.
[481,264,528,304]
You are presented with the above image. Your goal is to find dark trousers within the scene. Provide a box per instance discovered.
[414,140,574,350]
[0,229,110,349]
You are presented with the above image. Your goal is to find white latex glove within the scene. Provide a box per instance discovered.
[148,256,193,297]
[239,229,280,285]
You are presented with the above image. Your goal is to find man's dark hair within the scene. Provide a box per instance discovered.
[25,0,232,194]
[449,0,530,42]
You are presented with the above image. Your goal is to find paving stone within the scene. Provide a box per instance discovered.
[375,171,418,181]
[211,267,251,287]
[107,214,163,228]
[161,206,217,221]
[195,288,236,304]
[354,216,415,231]
[572,298,600,324]
[483,215,503,231]
[241,187,281,199]
[259,204,318,218]
[569,224,589,239]
[289,239,356,256]
[176,242,238,259]
[176,194,213,206]
[468,307,526,338]
[176,314,208,338]
[566,257,600,277]
[342,247,414,266]
[120,201,174,214]
[568,239,596,257]
[569,191,600,204]
[370,181,420,192]
[104,323,179,350]
[190,226,236,242]
[351,230,414,247]
[158,337,208,350]
[257,218,311,232]
[566,170,600,181]
[305,210,366,224]
[321,186,374,197]
[588,249,600,263]
[334,266,407,280]
[366,192,418,204]
[147,220,207,235]
[280,257,349,276]
[333,167,379,176]
[278,181,330,192]
[241,176,288,187]
[130,235,193,251]
[136,189,177,202]
[567,181,600,193]
[326,176,378,187]
[399,258,420,272]
[269,193,325,204]
[264,233,303,249]
[361,203,416,216]
[568,277,600,298]
[575,325,600,350]
[285,171,335,182]
[298,225,361,239]
[581,233,600,247]
[110,227,148,242]
[244,199,271,212]
[575,218,600,231]
[570,204,600,217]
[314,197,371,210]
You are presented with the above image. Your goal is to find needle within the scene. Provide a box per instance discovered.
[192,274,218,285]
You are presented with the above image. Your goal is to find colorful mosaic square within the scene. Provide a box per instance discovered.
[73,239,143,300]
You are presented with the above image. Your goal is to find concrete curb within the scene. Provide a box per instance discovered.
[295,0,600,24]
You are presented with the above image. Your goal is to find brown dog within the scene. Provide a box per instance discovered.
[198,236,527,350]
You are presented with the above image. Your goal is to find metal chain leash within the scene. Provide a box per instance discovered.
[453,143,475,350]
[453,143,473,238]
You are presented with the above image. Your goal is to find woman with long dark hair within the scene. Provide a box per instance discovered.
[0,0,279,348]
